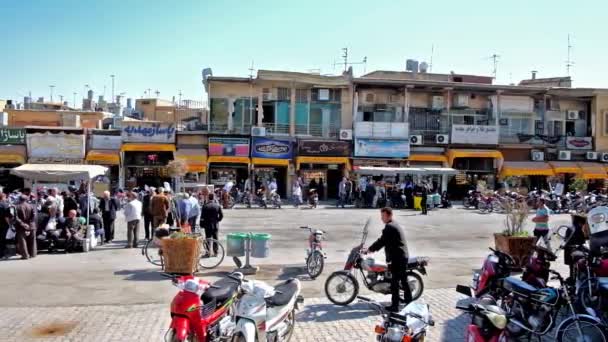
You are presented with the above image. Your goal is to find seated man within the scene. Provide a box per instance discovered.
[62,210,85,252]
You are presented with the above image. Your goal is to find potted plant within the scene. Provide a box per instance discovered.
[494,199,535,266]
[569,177,588,193]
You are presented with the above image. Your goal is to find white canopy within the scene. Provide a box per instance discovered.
[11,164,108,182]
[353,166,458,176]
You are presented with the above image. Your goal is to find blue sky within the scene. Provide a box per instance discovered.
[1,0,606,107]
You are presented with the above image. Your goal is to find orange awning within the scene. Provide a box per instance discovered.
[207,156,250,164]
[0,145,26,164]
[578,163,607,179]
[549,161,582,174]
[407,154,448,166]
[446,149,503,167]
[296,156,351,170]
[121,143,175,152]
[175,149,207,173]
[86,150,120,165]
[252,158,290,167]
[499,161,555,177]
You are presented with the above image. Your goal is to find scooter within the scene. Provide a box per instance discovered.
[231,278,304,342]
[268,189,282,209]
[324,219,428,306]
[163,273,243,342]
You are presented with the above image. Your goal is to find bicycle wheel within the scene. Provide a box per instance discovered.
[306,250,324,279]
[199,238,225,269]
[144,238,163,266]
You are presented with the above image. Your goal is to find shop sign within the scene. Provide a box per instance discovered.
[27,132,85,160]
[29,157,83,164]
[0,128,25,144]
[451,124,499,145]
[121,122,176,143]
[298,140,351,156]
[209,137,249,156]
[566,136,592,150]
[354,138,409,158]
[251,137,293,159]
[90,135,122,150]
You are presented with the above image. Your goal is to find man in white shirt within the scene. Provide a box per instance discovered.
[123,191,142,248]
[269,179,278,193]
[187,193,201,231]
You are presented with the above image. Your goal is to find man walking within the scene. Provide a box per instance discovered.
[532,198,550,247]
[0,193,13,259]
[123,192,142,248]
[420,181,429,215]
[365,207,412,311]
[337,177,347,208]
[99,191,120,243]
[200,193,223,254]
[187,192,200,231]
[14,195,36,259]
[150,187,170,231]
[142,188,153,240]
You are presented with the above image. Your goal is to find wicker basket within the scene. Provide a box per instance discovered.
[161,237,200,274]
[494,233,535,267]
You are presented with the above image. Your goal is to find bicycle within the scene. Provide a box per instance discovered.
[300,226,326,279]
[142,229,225,270]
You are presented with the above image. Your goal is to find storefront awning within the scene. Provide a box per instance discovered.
[0,145,26,164]
[578,163,608,179]
[353,166,457,176]
[549,161,582,174]
[207,156,250,165]
[422,167,459,175]
[500,161,555,177]
[86,150,120,165]
[121,143,176,152]
[175,150,207,173]
[407,154,448,165]
[252,158,290,167]
[447,149,503,167]
[296,156,351,170]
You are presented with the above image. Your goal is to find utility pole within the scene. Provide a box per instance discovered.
[84,84,89,99]
[49,85,55,102]
[147,88,152,98]
[489,54,500,79]
[429,45,434,72]
[155,90,160,98]
[73,92,77,108]
[342,48,348,72]
[566,34,574,76]
[178,90,182,106]
[110,74,115,103]
[59,95,63,103]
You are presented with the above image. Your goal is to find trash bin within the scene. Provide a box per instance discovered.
[432,194,441,207]
[413,196,422,211]
[250,233,271,258]
[227,233,248,257]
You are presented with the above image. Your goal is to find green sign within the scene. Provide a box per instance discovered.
[0,128,26,144]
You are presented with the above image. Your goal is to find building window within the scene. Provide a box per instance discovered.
[296,89,308,103]
[277,88,291,101]
[311,88,341,102]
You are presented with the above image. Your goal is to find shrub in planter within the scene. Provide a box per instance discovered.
[494,199,535,267]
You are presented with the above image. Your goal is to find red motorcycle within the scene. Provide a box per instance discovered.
[456,296,509,342]
[457,248,518,298]
[164,273,242,342]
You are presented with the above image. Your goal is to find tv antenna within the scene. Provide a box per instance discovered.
[566,34,574,76]
[333,48,367,73]
[487,54,500,79]
[248,60,255,79]
[429,44,434,72]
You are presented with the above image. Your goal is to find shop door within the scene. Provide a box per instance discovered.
[326,168,342,199]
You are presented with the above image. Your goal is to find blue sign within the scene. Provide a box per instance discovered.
[251,137,293,159]
[354,138,409,158]
[121,122,176,143]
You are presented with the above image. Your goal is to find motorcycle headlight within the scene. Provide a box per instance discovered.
[385,326,405,342]
[486,312,507,330]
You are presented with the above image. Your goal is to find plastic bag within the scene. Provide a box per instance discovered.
[5,226,16,240]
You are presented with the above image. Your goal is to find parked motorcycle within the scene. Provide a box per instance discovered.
[457,247,519,299]
[163,273,243,342]
[455,296,509,342]
[308,188,318,208]
[245,189,267,209]
[463,190,480,209]
[324,220,428,306]
[358,296,434,342]
[268,189,282,209]
[231,278,303,342]
[300,226,326,279]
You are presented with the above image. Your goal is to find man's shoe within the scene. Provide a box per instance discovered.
[384,305,399,312]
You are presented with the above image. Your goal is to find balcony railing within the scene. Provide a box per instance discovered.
[208,123,252,135]
[295,124,339,138]
[354,121,408,138]
[263,123,290,135]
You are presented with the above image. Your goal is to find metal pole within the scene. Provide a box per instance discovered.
[110,75,115,103]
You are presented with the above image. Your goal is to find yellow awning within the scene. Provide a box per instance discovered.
[175,150,207,173]
[0,145,26,164]
[252,158,290,167]
[549,161,582,174]
[121,143,176,152]
[407,154,448,165]
[296,156,351,170]
[86,150,120,165]
[578,163,607,180]
[499,161,555,177]
[447,149,504,167]
[207,156,250,164]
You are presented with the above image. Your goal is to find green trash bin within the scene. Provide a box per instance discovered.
[250,233,271,258]
[226,233,248,257]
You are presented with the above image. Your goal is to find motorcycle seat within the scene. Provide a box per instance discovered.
[502,277,537,295]
[201,277,240,307]
[266,279,298,307]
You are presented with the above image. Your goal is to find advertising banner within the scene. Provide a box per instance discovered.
[27,132,85,161]
[298,140,351,156]
[209,137,250,156]
[251,137,293,159]
[451,125,499,145]
[0,128,25,144]
[354,138,410,158]
[566,136,593,150]
[90,134,122,150]
[121,122,176,143]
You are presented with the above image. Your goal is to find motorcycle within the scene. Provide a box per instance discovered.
[455,296,509,342]
[300,226,326,279]
[324,219,428,306]
[268,189,282,209]
[164,273,243,342]
[463,190,480,209]
[230,278,304,342]
[308,189,318,208]
[456,247,519,299]
[245,189,267,209]
[358,296,434,342]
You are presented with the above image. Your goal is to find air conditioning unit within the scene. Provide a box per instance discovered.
[431,96,444,110]
[435,134,449,144]
[251,126,266,137]
[410,135,423,145]
[567,110,579,120]
[601,153,608,163]
[558,150,571,160]
[531,151,544,161]
[339,129,352,140]
[453,94,469,107]
[586,151,598,160]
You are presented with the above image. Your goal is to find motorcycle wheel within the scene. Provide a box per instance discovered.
[325,271,359,306]
[165,329,195,342]
[306,250,324,279]
[556,315,608,342]
[279,310,296,341]
[405,272,424,301]
[463,198,471,209]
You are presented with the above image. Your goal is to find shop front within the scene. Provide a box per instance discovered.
[296,140,351,200]
[498,161,555,193]
[0,128,26,191]
[447,149,504,198]
[251,137,293,198]
[121,122,176,189]
[208,137,250,187]
[352,138,409,189]
[175,149,207,186]
[86,130,121,189]
[576,163,607,192]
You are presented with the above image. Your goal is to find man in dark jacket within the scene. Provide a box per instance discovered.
[99,191,120,243]
[420,181,429,215]
[0,193,12,259]
[14,195,36,259]
[200,193,223,254]
[63,189,79,218]
[142,188,153,240]
[365,207,412,311]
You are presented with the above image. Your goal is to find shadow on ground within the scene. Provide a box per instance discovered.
[297,302,378,323]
